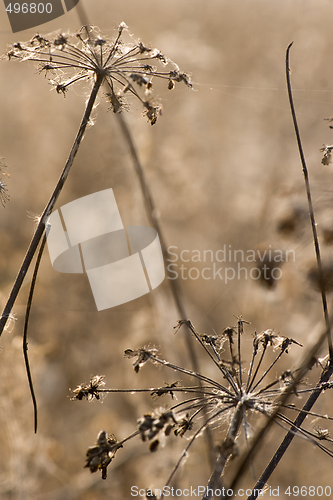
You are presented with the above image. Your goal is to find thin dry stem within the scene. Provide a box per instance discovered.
[0,75,104,337]
[286,42,331,358]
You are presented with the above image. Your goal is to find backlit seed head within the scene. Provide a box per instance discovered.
[4,24,192,125]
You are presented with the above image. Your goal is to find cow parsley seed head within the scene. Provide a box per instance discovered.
[5,24,192,125]
[74,318,333,490]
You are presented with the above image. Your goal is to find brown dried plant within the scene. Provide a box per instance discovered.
[0,24,191,433]
[73,319,333,498]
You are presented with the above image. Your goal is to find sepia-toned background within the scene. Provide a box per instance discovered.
[0,1,332,498]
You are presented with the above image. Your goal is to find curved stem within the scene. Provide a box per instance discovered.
[286,42,331,358]
[0,75,104,337]
[23,233,47,433]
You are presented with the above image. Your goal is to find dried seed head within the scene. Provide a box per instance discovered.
[138,409,177,444]
[53,34,68,48]
[71,375,105,401]
[4,24,192,124]
[200,333,219,347]
[78,319,317,486]
[314,426,330,440]
[85,430,121,479]
[173,319,195,334]
[124,347,158,372]
[174,414,193,437]
[151,381,180,399]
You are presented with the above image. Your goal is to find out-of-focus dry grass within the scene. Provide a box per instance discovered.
[0,1,332,498]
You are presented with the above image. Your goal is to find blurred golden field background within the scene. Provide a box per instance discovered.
[0,1,332,498]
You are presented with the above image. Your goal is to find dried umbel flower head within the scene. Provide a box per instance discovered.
[5,24,192,125]
[74,318,333,493]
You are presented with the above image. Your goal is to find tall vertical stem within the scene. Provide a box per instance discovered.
[286,42,331,357]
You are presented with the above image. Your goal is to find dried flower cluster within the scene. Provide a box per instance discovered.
[5,23,192,124]
[72,319,333,490]
[124,346,159,372]
[71,374,105,401]
[85,430,122,479]
[138,410,177,452]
